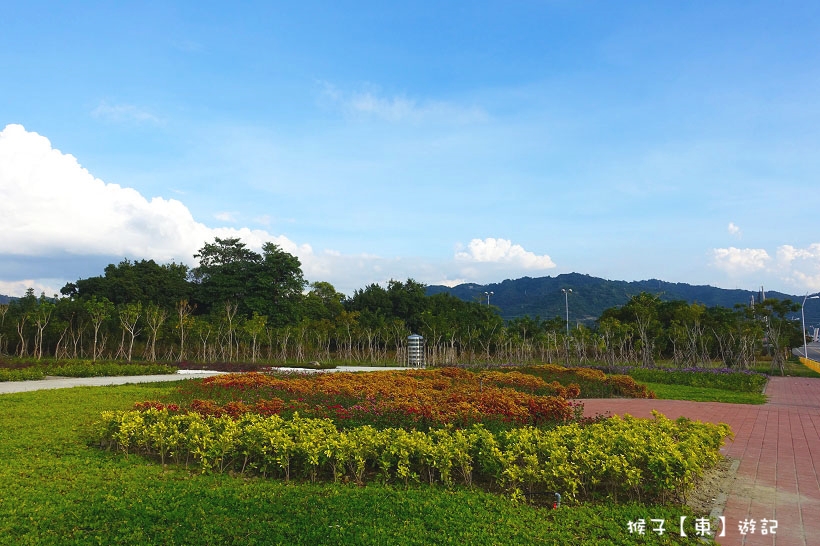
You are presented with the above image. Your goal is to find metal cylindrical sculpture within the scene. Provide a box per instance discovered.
[407,333,425,367]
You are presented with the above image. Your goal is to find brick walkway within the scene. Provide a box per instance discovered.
[582,377,820,545]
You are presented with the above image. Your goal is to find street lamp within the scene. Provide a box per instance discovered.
[561,288,573,335]
[802,292,820,358]
[484,291,494,306]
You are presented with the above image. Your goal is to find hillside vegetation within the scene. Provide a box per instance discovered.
[427,273,803,322]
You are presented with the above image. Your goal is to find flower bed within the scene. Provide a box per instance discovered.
[517,364,656,399]
[162,368,581,429]
[95,366,730,505]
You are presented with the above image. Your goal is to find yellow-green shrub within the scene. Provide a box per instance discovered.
[96,409,730,504]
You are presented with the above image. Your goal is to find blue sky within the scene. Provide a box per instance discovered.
[2,1,820,298]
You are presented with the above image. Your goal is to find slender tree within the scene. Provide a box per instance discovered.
[118,302,142,362]
[85,296,114,362]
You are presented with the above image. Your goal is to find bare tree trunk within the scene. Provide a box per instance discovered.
[16,317,28,357]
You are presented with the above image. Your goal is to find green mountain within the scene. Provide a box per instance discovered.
[426,273,812,324]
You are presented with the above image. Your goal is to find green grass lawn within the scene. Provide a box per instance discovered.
[640,382,767,404]
[0,382,706,545]
[753,358,820,378]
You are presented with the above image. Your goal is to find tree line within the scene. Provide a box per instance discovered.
[0,237,803,372]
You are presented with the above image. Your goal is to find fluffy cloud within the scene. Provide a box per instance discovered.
[711,244,820,291]
[728,222,741,237]
[776,244,820,291]
[0,124,313,285]
[711,247,771,274]
[1,124,209,260]
[777,244,820,264]
[455,238,556,269]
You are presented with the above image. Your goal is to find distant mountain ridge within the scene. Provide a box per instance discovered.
[426,273,820,326]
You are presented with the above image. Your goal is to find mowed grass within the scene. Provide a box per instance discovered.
[640,382,767,404]
[0,382,705,545]
[631,357,820,404]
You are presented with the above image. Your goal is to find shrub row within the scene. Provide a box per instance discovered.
[97,409,730,504]
[0,359,176,381]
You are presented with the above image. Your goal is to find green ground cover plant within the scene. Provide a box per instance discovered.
[594,365,767,393]
[0,383,709,545]
[640,382,767,404]
[0,357,175,381]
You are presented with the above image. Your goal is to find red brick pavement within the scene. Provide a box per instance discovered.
[581,377,820,546]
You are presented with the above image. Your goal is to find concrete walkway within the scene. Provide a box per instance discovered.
[582,377,820,545]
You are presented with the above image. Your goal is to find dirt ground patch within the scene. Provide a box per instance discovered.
[685,456,738,516]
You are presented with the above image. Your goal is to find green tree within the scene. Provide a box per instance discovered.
[242,312,267,363]
[301,281,345,321]
[118,302,142,362]
[144,303,168,362]
[191,237,306,325]
[0,303,9,354]
[176,299,195,361]
[758,298,802,375]
[191,237,261,313]
[85,296,114,361]
[31,295,55,360]
[63,259,190,308]
[601,292,662,366]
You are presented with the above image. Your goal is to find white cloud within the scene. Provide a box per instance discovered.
[0,124,210,260]
[91,101,163,125]
[0,124,314,283]
[349,93,419,122]
[728,222,741,238]
[711,247,771,274]
[776,244,820,291]
[214,211,237,222]
[455,238,556,269]
[790,271,820,292]
[319,82,488,125]
[777,244,820,264]
[711,243,820,292]
[0,279,63,299]
[433,278,468,288]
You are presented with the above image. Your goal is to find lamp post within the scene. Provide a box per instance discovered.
[561,288,572,335]
[802,293,820,358]
[484,291,494,306]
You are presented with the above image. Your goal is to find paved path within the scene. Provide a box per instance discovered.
[794,341,820,362]
[583,377,820,545]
